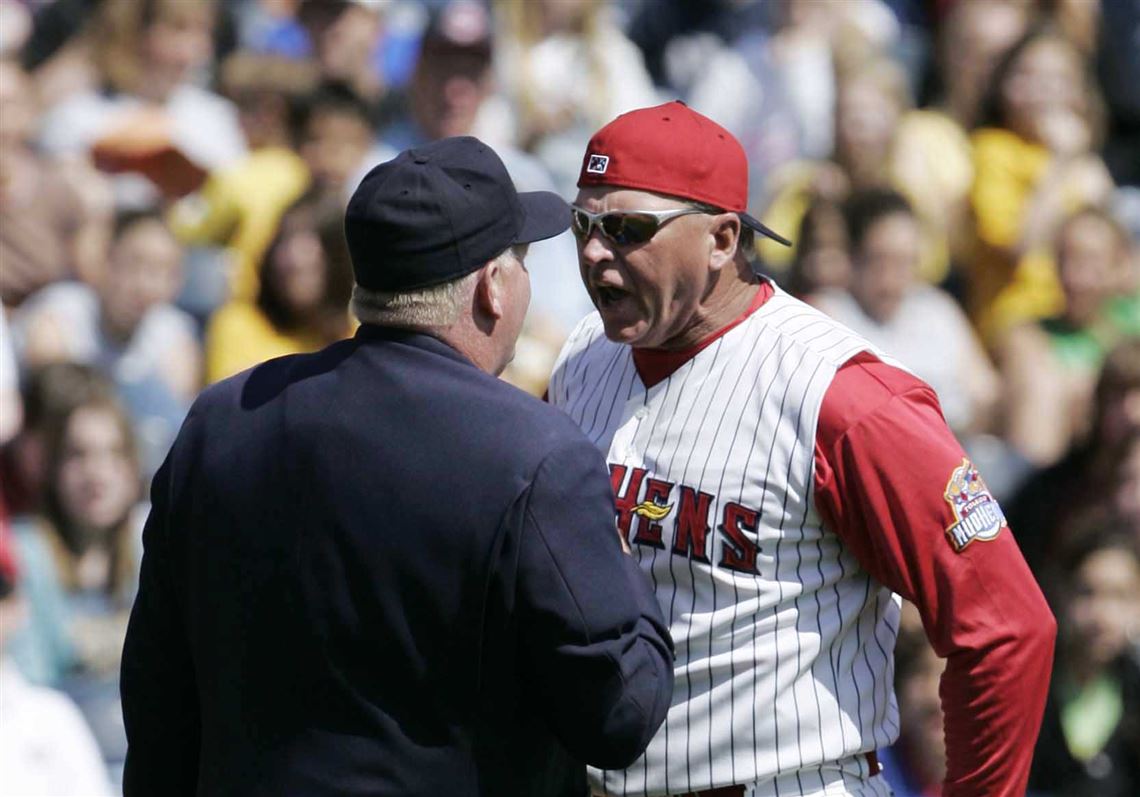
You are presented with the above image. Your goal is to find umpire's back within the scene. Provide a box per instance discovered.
[119,137,673,797]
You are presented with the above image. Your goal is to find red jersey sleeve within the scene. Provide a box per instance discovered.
[813,353,1056,797]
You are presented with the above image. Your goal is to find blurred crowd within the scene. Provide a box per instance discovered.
[0,0,1136,795]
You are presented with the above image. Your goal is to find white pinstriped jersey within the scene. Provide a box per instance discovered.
[548,287,902,797]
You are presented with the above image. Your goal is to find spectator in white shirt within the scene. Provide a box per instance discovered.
[814,187,1000,437]
[37,0,246,209]
[0,523,114,797]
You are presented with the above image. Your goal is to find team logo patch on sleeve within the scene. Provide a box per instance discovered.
[586,154,610,174]
[943,459,1007,552]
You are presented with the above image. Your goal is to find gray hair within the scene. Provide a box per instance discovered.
[351,245,523,329]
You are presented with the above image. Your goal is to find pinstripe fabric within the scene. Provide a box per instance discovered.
[549,288,902,797]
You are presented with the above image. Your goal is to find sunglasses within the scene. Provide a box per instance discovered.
[569,206,709,246]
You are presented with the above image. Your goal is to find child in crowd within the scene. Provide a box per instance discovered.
[13,210,200,404]
[296,81,387,201]
[11,210,199,478]
[7,389,145,785]
[8,390,144,685]
[0,364,111,517]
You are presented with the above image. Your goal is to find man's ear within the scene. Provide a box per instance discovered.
[473,260,505,321]
[708,213,741,273]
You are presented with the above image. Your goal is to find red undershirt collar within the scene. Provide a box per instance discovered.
[631,280,774,388]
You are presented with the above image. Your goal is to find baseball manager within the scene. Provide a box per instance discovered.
[548,102,1056,797]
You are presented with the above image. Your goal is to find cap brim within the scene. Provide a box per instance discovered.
[515,191,571,244]
[740,212,792,247]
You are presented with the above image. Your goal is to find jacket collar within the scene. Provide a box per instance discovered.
[354,324,479,370]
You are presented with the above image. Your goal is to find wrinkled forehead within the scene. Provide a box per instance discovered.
[573,185,694,212]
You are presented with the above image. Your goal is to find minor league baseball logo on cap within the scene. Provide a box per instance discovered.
[586,154,609,174]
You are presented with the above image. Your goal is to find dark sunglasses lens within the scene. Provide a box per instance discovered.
[608,214,658,245]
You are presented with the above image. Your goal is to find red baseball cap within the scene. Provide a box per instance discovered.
[577,101,791,246]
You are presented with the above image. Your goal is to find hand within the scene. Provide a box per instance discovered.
[1062,155,1115,206]
[808,162,851,202]
[1035,109,1091,158]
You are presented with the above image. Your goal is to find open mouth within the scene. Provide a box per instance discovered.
[595,285,629,307]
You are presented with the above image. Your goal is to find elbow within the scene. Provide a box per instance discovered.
[1032,602,1058,656]
[1017,603,1057,713]
[1011,596,1057,669]
[585,700,658,769]
[566,638,674,769]
[585,659,673,769]
[1027,584,1057,643]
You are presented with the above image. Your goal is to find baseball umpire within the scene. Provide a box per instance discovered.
[120,136,674,797]
[547,101,1056,797]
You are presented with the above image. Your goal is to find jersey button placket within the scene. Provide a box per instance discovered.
[614,402,650,463]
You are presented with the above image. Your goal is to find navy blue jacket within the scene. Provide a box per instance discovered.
[120,325,673,797]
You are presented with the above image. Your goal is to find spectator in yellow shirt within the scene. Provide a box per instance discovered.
[759,58,954,286]
[205,192,354,382]
[889,0,1029,283]
[168,54,315,304]
[969,26,1115,348]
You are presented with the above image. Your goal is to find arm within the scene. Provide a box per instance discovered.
[158,323,203,402]
[813,355,1056,797]
[41,692,117,796]
[516,438,673,769]
[970,130,1052,260]
[204,303,274,384]
[998,323,1070,466]
[972,129,1113,261]
[17,303,76,367]
[0,307,22,445]
[57,161,114,289]
[167,171,241,247]
[956,311,1002,436]
[120,453,200,796]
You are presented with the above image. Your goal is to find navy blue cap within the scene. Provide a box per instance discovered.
[345,136,570,292]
